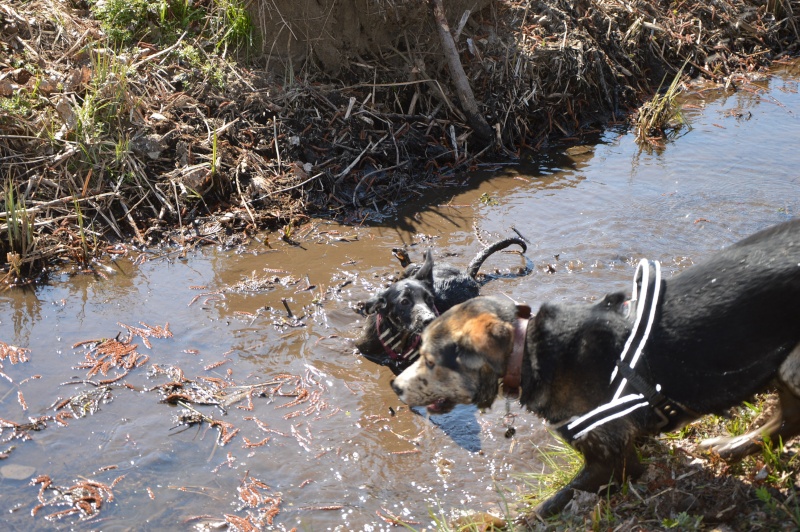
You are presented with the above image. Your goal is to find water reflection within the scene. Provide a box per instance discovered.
[0,284,41,347]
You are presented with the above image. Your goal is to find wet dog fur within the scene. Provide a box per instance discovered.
[391,219,800,519]
[355,237,527,370]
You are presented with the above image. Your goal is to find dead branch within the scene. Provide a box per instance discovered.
[428,0,493,145]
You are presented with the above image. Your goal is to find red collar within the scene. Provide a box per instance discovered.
[502,316,528,393]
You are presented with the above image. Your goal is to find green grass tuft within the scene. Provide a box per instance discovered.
[2,182,38,281]
[635,61,689,144]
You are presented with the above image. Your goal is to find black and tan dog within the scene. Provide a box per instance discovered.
[355,237,527,370]
[392,219,800,519]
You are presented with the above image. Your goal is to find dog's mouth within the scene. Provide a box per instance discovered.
[426,398,456,415]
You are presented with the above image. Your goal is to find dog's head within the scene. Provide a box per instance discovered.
[363,250,437,334]
[391,296,523,414]
[392,293,631,416]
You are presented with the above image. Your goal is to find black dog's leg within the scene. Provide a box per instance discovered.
[528,436,643,520]
[700,381,800,461]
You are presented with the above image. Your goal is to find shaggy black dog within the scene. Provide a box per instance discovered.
[355,237,527,370]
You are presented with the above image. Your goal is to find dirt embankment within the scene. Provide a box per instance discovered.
[0,0,798,281]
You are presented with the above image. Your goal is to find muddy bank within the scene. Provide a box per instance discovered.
[1,0,798,280]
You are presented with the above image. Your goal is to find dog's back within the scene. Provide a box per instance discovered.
[430,264,479,310]
[650,218,800,412]
[400,237,527,312]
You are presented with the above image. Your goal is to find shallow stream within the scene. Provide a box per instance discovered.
[1,61,799,530]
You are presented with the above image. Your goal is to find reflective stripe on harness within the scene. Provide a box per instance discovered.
[611,259,662,398]
[375,304,440,362]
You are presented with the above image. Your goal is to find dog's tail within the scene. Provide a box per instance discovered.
[466,237,527,279]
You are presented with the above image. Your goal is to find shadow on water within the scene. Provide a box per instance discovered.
[413,405,485,453]
[386,138,600,245]
[0,62,799,530]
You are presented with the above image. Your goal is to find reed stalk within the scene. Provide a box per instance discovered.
[635,61,688,144]
[3,183,37,281]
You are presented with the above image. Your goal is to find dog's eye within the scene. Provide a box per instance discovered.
[400,298,410,306]
[425,358,435,370]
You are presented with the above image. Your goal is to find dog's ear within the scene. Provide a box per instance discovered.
[392,247,412,268]
[578,324,623,368]
[458,314,514,374]
[363,294,387,315]
[535,303,558,325]
[413,249,435,286]
[600,292,627,313]
[474,364,501,409]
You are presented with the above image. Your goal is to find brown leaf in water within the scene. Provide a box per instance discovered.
[29,475,118,522]
[0,341,30,364]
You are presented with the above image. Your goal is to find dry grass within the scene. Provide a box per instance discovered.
[1,0,798,284]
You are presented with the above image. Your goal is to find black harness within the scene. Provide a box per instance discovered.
[560,260,697,441]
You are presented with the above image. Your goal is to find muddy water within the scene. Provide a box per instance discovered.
[2,62,800,530]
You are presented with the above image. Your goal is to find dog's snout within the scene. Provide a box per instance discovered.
[390,379,403,397]
[412,303,437,332]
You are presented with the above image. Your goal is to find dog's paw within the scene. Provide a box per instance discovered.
[515,510,544,529]
[529,487,575,520]
[699,434,758,461]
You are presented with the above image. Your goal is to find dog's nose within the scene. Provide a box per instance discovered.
[390,379,402,396]
[413,306,436,331]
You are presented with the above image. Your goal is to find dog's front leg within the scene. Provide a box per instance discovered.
[529,460,615,519]
[527,436,642,521]
[530,480,580,519]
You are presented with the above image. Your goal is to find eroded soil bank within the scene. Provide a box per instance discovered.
[1,0,798,280]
